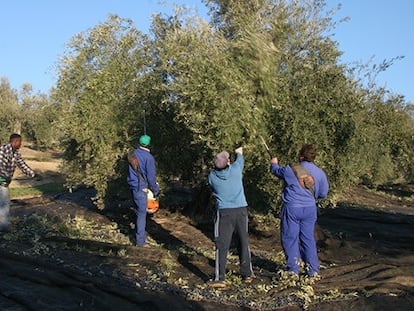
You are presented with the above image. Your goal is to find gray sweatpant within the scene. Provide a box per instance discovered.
[214,207,253,281]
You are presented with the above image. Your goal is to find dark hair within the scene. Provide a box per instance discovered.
[9,133,22,141]
[299,144,317,162]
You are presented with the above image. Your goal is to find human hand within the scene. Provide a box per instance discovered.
[270,157,278,164]
[235,147,243,155]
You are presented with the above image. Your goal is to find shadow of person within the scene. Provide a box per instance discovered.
[146,215,214,282]
[102,202,215,282]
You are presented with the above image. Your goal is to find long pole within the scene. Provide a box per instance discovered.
[259,135,273,159]
[143,110,147,135]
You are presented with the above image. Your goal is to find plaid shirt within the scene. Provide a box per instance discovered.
[0,143,35,185]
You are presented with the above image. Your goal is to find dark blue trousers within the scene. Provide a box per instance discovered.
[132,189,148,246]
[280,204,319,276]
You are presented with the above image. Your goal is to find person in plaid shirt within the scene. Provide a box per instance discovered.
[0,133,36,231]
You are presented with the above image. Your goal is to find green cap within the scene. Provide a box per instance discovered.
[139,135,151,146]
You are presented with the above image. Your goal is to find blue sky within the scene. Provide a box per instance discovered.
[0,0,412,103]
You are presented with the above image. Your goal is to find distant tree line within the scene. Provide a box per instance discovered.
[0,78,60,149]
[1,0,413,212]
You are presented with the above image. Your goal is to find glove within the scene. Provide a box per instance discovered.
[235,147,243,155]
[0,176,11,186]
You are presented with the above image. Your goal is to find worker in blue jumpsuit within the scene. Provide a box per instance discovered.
[270,144,329,277]
[127,135,160,246]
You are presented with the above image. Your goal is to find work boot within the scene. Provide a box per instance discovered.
[207,280,227,289]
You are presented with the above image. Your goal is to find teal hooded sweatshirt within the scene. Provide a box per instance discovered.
[208,153,248,209]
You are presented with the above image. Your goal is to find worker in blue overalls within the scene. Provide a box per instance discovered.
[270,144,329,278]
[127,135,160,247]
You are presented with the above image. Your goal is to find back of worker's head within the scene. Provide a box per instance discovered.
[139,135,151,147]
[299,144,317,162]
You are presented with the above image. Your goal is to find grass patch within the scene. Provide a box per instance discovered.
[10,183,66,198]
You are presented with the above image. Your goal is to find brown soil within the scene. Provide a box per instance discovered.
[1,147,413,310]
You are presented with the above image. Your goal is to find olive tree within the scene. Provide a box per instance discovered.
[0,78,21,140]
[54,15,151,206]
[54,1,414,212]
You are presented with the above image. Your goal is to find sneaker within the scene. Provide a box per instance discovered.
[242,276,254,284]
[136,243,149,248]
[285,271,299,281]
[308,272,321,280]
[207,280,227,289]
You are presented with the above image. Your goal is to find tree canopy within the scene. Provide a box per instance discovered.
[2,0,412,212]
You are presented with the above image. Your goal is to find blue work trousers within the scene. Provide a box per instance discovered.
[280,204,319,276]
[132,189,148,246]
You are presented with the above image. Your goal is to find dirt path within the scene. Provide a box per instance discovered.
[10,146,64,189]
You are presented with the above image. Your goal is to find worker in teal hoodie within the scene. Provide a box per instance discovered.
[207,147,253,288]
